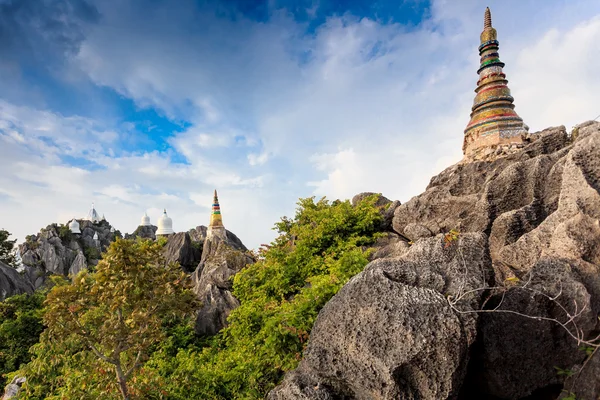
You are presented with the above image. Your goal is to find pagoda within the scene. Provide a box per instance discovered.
[463,7,528,158]
[207,190,226,240]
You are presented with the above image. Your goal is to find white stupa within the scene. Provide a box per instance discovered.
[140,212,151,226]
[93,232,99,240]
[110,226,115,233]
[69,218,81,234]
[85,203,101,223]
[156,209,174,236]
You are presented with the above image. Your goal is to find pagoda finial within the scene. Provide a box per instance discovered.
[484,7,492,29]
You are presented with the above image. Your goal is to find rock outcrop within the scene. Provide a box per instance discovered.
[0,261,33,301]
[19,220,116,288]
[2,376,25,400]
[161,232,202,273]
[192,230,254,336]
[271,121,600,399]
[352,192,401,232]
[125,225,157,241]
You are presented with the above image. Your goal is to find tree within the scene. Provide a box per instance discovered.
[144,195,384,399]
[0,229,18,268]
[0,292,46,388]
[19,238,198,400]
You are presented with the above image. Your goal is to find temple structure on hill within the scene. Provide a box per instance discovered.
[463,7,528,158]
[207,190,226,240]
[156,209,175,236]
[84,203,101,223]
[67,189,226,240]
[140,212,151,226]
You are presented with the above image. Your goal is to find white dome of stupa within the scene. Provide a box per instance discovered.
[110,226,115,233]
[156,209,174,235]
[93,232,99,240]
[140,212,151,226]
[85,203,101,223]
[69,218,81,234]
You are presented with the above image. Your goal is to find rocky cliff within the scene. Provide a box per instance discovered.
[18,220,117,289]
[270,121,600,400]
[192,229,255,336]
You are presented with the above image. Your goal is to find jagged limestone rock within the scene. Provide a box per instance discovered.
[0,261,33,301]
[270,234,490,399]
[271,121,600,400]
[18,220,116,288]
[192,232,254,336]
[161,232,201,273]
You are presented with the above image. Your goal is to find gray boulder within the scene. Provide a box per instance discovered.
[0,261,33,301]
[270,234,490,399]
[2,376,25,400]
[125,225,157,241]
[162,232,202,273]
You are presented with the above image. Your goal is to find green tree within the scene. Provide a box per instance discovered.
[145,195,384,399]
[17,238,198,400]
[0,229,18,268]
[0,292,46,387]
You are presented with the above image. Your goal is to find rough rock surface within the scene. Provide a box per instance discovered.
[352,192,401,231]
[18,220,116,288]
[0,261,33,301]
[192,232,254,336]
[2,376,25,400]
[270,234,490,399]
[162,232,202,273]
[272,121,600,399]
[125,225,157,241]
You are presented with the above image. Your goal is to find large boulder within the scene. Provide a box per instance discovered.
[271,121,600,399]
[0,261,33,300]
[270,234,490,399]
[192,232,254,336]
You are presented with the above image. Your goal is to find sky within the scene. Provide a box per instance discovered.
[0,0,599,250]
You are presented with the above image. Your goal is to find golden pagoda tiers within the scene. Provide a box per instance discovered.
[463,7,528,158]
[207,190,226,240]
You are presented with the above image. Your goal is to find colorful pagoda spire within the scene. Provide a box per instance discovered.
[209,190,224,228]
[463,7,528,157]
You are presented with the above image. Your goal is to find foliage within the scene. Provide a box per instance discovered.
[84,246,101,263]
[57,224,73,243]
[144,195,383,399]
[16,238,198,400]
[0,229,19,268]
[25,235,39,251]
[0,292,46,387]
[156,236,169,247]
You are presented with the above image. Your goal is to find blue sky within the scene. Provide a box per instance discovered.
[1,0,600,249]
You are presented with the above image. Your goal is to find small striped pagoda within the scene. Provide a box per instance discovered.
[463,7,528,158]
[208,189,226,240]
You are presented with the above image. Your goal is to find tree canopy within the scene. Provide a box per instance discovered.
[16,238,198,400]
[0,229,18,268]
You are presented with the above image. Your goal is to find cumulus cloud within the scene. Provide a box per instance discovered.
[1,0,599,249]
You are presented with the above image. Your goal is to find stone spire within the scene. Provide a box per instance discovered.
[463,7,528,159]
[207,189,226,240]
